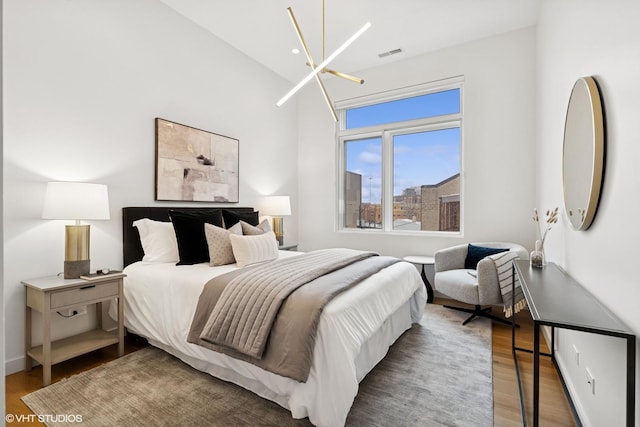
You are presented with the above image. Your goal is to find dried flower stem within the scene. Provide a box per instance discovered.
[532,207,558,250]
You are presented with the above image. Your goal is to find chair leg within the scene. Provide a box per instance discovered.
[443,304,519,327]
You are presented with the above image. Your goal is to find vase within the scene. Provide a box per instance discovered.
[530,240,545,268]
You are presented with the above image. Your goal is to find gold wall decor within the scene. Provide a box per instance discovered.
[562,76,605,230]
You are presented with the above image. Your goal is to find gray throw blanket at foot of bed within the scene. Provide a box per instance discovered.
[188,248,400,381]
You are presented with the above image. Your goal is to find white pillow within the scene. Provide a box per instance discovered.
[229,231,279,268]
[133,218,179,263]
[205,222,242,266]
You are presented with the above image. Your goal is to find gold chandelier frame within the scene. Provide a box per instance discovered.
[277,0,370,121]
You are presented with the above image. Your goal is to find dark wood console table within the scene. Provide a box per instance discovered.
[512,260,636,427]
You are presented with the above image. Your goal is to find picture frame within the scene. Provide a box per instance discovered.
[155,118,239,202]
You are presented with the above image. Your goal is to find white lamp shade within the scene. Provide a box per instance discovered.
[42,182,110,220]
[260,196,291,216]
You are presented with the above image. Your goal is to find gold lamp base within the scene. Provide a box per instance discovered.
[273,216,284,246]
[64,224,91,279]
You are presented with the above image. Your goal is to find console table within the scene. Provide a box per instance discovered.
[512,260,636,427]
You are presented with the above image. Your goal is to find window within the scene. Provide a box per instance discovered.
[338,78,462,233]
[345,137,382,229]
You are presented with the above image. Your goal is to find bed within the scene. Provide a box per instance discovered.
[119,207,427,426]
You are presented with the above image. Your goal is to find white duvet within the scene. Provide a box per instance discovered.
[120,251,426,426]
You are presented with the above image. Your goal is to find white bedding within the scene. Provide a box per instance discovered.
[119,250,426,426]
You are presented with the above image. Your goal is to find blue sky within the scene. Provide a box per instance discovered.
[345,89,460,203]
[346,89,460,128]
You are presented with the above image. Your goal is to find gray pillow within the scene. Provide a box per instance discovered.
[240,219,271,235]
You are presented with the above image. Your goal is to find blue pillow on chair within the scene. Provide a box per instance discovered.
[464,244,509,269]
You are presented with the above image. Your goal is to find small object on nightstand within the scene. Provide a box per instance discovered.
[279,244,298,251]
[80,269,123,280]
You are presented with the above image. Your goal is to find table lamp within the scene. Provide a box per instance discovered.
[260,196,291,246]
[42,182,110,278]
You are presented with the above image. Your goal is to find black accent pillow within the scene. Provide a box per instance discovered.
[222,210,259,228]
[464,244,509,269]
[169,210,224,265]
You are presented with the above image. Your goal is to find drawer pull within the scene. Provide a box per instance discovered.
[80,285,96,290]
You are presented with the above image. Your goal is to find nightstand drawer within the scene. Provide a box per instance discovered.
[50,281,119,308]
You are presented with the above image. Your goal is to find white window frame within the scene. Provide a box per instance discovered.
[336,76,464,235]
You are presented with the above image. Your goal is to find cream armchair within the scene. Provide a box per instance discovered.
[434,242,528,325]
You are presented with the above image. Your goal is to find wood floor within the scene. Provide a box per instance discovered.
[6,302,576,426]
[483,306,577,426]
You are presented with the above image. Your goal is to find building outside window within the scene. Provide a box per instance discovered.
[337,77,463,233]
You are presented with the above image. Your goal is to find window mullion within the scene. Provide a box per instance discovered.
[382,131,394,232]
[336,136,346,230]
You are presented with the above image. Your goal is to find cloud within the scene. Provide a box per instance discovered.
[394,144,412,154]
[358,151,382,164]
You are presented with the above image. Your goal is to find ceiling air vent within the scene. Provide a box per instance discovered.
[378,48,403,58]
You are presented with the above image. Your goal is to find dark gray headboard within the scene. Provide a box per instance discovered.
[122,206,255,267]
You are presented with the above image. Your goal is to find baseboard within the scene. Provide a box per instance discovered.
[5,355,26,375]
[554,351,590,427]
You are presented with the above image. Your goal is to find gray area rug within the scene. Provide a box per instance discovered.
[22,305,492,427]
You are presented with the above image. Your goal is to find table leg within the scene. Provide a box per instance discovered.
[421,264,434,303]
[25,305,32,371]
[42,305,52,386]
[118,281,124,356]
[534,321,540,427]
[626,336,636,427]
[96,301,103,330]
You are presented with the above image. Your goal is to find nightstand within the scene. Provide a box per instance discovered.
[22,273,125,386]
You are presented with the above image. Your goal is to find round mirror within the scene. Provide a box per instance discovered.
[562,76,605,230]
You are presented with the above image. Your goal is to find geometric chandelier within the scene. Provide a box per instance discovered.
[276,0,371,121]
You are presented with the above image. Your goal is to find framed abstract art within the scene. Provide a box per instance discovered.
[155,118,239,202]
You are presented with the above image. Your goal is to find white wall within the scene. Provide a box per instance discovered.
[536,0,640,425]
[3,0,298,374]
[297,28,537,259]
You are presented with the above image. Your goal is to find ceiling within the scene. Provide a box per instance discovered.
[160,0,540,84]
